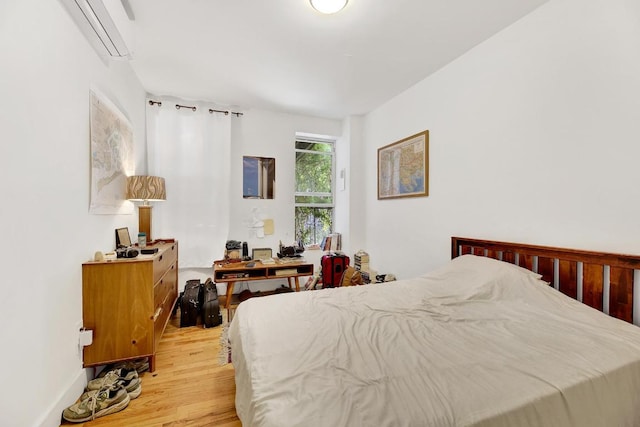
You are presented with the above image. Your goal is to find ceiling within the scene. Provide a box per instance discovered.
[127,0,548,119]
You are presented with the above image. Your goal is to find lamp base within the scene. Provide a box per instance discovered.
[138,205,153,244]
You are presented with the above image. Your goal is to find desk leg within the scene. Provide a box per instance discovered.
[225,281,235,308]
[294,276,300,292]
[224,281,235,322]
[287,277,293,290]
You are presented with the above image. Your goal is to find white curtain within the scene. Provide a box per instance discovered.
[146,96,231,267]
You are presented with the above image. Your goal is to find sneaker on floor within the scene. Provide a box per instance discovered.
[87,367,138,391]
[115,358,150,374]
[62,385,130,423]
[82,375,142,400]
[98,358,150,377]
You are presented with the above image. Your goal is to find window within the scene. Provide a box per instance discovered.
[295,137,334,246]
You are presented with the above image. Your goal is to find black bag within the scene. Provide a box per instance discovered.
[180,279,202,327]
[321,254,350,288]
[201,278,223,328]
[173,291,183,316]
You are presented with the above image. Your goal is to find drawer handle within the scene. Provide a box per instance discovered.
[152,307,163,321]
[159,255,163,262]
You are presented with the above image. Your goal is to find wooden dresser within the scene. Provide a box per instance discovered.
[82,241,178,372]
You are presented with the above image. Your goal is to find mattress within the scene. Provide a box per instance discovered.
[229,255,640,426]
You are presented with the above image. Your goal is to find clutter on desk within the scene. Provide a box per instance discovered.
[225,240,242,250]
[277,240,304,258]
[242,241,249,259]
[224,240,243,262]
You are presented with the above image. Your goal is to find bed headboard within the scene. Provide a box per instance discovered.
[451,236,640,324]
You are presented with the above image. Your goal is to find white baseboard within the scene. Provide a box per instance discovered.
[36,368,88,427]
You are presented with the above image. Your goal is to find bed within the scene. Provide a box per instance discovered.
[228,237,640,426]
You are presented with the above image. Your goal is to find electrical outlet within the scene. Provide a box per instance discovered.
[79,329,93,347]
[76,320,85,360]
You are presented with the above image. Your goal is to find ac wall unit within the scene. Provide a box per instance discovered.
[60,0,134,59]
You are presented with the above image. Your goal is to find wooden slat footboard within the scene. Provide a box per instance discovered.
[451,237,640,324]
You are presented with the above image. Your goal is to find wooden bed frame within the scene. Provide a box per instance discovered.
[451,237,640,324]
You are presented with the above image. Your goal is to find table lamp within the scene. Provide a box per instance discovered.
[126,175,166,244]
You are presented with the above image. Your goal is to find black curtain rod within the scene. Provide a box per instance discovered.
[175,103,197,111]
[209,108,243,117]
[147,99,243,116]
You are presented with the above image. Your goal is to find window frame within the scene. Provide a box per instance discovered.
[294,136,336,247]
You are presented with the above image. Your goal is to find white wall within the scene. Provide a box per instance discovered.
[342,116,367,254]
[333,117,353,254]
[357,0,640,279]
[180,109,342,294]
[0,1,146,425]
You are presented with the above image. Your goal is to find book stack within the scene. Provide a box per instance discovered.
[321,233,342,252]
[354,250,370,272]
[354,250,371,284]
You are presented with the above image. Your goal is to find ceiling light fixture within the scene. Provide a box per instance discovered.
[309,0,348,14]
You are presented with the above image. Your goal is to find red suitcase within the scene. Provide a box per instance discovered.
[321,254,350,288]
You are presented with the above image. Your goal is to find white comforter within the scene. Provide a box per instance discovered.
[229,255,640,426]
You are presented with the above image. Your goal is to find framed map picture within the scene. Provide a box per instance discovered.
[377,130,429,200]
[89,88,134,214]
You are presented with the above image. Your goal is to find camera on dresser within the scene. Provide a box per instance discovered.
[114,227,139,258]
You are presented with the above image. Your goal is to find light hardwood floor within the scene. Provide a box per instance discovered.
[61,313,241,426]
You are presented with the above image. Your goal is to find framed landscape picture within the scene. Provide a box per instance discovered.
[377,130,429,200]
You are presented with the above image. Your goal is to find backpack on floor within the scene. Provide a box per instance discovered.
[180,279,202,327]
[201,278,223,328]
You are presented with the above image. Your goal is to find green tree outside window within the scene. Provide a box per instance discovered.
[295,139,334,246]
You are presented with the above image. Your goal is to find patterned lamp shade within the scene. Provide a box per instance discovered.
[126,176,166,201]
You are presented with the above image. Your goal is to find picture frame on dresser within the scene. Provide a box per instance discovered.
[252,247,272,261]
[115,227,132,247]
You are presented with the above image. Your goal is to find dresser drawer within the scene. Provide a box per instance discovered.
[153,262,176,310]
[153,242,177,283]
[153,263,178,350]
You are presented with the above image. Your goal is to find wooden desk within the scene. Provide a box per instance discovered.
[213,260,314,311]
